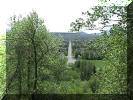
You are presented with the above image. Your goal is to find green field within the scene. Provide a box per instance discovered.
[89,60,109,72]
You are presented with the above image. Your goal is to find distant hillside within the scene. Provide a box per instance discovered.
[51,32,99,41]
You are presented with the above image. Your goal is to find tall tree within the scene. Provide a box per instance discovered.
[70,6,127,93]
[6,11,64,99]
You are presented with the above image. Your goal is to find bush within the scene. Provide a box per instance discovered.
[81,50,103,60]
[55,66,80,81]
[79,60,96,81]
[74,50,81,59]
[82,75,99,93]
[58,80,84,94]
[75,60,80,68]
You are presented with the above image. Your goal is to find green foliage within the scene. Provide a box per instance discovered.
[5,11,101,97]
[83,75,100,93]
[98,0,131,6]
[38,80,83,94]
[87,25,127,94]
[0,35,6,99]
[0,2,128,97]
[70,6,126,31]
[70,5,127,94]
[81,49,103,60]
[78,60,96,81]
[70,18,85,32]
[75,60,80,68]
[60,69,80,81]
[6,11,65,96]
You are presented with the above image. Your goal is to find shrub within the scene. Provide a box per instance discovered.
[75,60,80,68]
[60,69,80,81]
[81,50,103,60]
[79,60,96,81]
[82,75,99,93]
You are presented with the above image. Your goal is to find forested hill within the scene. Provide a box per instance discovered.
[51,32,99,41]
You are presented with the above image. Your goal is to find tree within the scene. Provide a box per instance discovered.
[6,11,64,99]
[70,6,127,93]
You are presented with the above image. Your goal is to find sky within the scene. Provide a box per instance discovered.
[0,0,100,34]
[0,0,130,34]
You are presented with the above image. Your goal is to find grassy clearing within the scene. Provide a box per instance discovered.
[88,60,109,72]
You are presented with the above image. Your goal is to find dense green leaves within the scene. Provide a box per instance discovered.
[6,11,66,96]
[70,5,127,94]
[0,35,6,99]
[0,2,129,99]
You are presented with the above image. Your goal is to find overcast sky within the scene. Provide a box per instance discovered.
[0,0,100,34]
[0,0,130,34]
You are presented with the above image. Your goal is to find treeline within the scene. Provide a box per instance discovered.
[4,11,98,100]
[5,11,69,99]
[72,40,103,60]
[1,4,128,100]
[70,6,127,94]
[60,40,103,60]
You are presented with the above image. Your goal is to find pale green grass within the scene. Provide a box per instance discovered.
[89,60,109,71]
